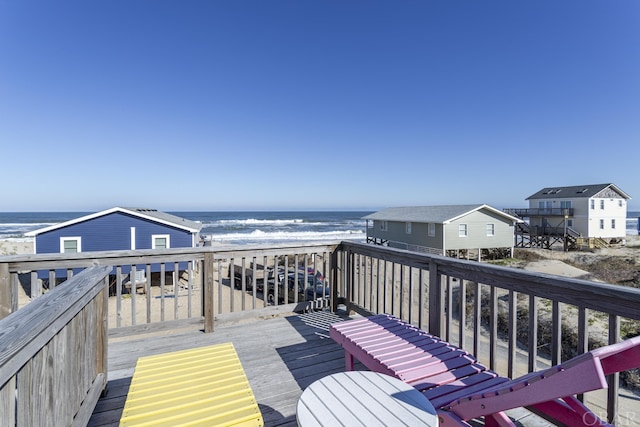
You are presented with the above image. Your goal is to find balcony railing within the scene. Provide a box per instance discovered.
[1,241,639,425]
[0,265,111,426]
[508,207,574,217]
[0,242,339,332]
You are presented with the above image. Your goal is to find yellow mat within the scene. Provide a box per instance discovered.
[119,342,263,427]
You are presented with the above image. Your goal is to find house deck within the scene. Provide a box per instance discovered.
[88,311,556,427]
[89,311,355,427]
[5,241,640,426]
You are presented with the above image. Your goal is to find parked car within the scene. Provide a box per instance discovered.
[304,274,330,301]
[266,270,330,304]
[231,262,275,290]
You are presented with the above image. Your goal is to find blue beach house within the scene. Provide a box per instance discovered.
[25,207,202,280]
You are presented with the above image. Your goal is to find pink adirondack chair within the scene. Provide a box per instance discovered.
[439,333,640,426]
[330,314,640,427]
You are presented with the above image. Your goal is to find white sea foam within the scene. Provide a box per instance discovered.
[209,229,365,242]
[0,222,55,229]
[0,223,54,239]
[0,237,34,243]
[208,218,307,227]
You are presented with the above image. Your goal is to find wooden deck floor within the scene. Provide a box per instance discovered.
[89,311,355,427]
[88,310,627,427]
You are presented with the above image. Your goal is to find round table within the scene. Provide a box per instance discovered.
[297,371,438,426]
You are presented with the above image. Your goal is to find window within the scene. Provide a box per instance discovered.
[486,224,495,236]
[600,200,605,210]
[560,201,572,209]
[567,219,573,227]
[458,224,467,237]
[619,200,623,207]
[380,221,388,232]
[599,219,604,230]
[428,223,435,237]
[590,199,595,210]
[405,222,412,234]
[538,201,545,209]
[612,219,616,229]
[152,234,170,249]
[60,237,81,253]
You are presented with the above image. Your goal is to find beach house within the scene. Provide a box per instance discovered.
[25,207,202,281]
[507,183,631,249]
[26,207,202,254]
[363,204,520,259]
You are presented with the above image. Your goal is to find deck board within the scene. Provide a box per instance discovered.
[89,311,354,427]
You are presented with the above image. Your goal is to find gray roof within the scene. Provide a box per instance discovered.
[363,204,520,224]
[526,183,631,200]
[121,207,203,232]
[26,207,202,236]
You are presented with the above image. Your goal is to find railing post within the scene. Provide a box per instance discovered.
[349,252,355,308]
[340,247,347,310]
[489,285,498,371]
[607,315,621,424]
[330,248,339,312]
[98,276,109,393]
[428,260,444,337]
[0,262,10,320]
[528,295,538,372]
[204,252,215,333]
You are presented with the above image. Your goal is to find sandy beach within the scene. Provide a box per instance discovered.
[517,235,640,279]
[0,239,34,256]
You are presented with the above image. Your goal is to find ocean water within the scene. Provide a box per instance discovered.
[1,210,638,243]
[180,211,370,244]
[0,211,371,245]
[627,211,640,235]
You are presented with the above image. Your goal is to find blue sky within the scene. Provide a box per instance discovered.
[1,1,639,212]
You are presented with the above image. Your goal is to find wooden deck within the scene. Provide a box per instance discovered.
[5,242,640,426]
[89,311,356,427]
[89,310,562,427]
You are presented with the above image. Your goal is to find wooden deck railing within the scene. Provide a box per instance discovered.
[336,240,640,424]
[2,241,640,424]
[0,243,340,332]
[507,207,574,217]
[0,265,111,427]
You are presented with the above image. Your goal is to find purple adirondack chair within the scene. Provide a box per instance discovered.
[330,314,640,426]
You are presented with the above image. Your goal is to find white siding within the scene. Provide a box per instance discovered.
[528,195,626,239]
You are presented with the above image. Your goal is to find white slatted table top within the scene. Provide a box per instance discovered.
[297,371,438,427]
